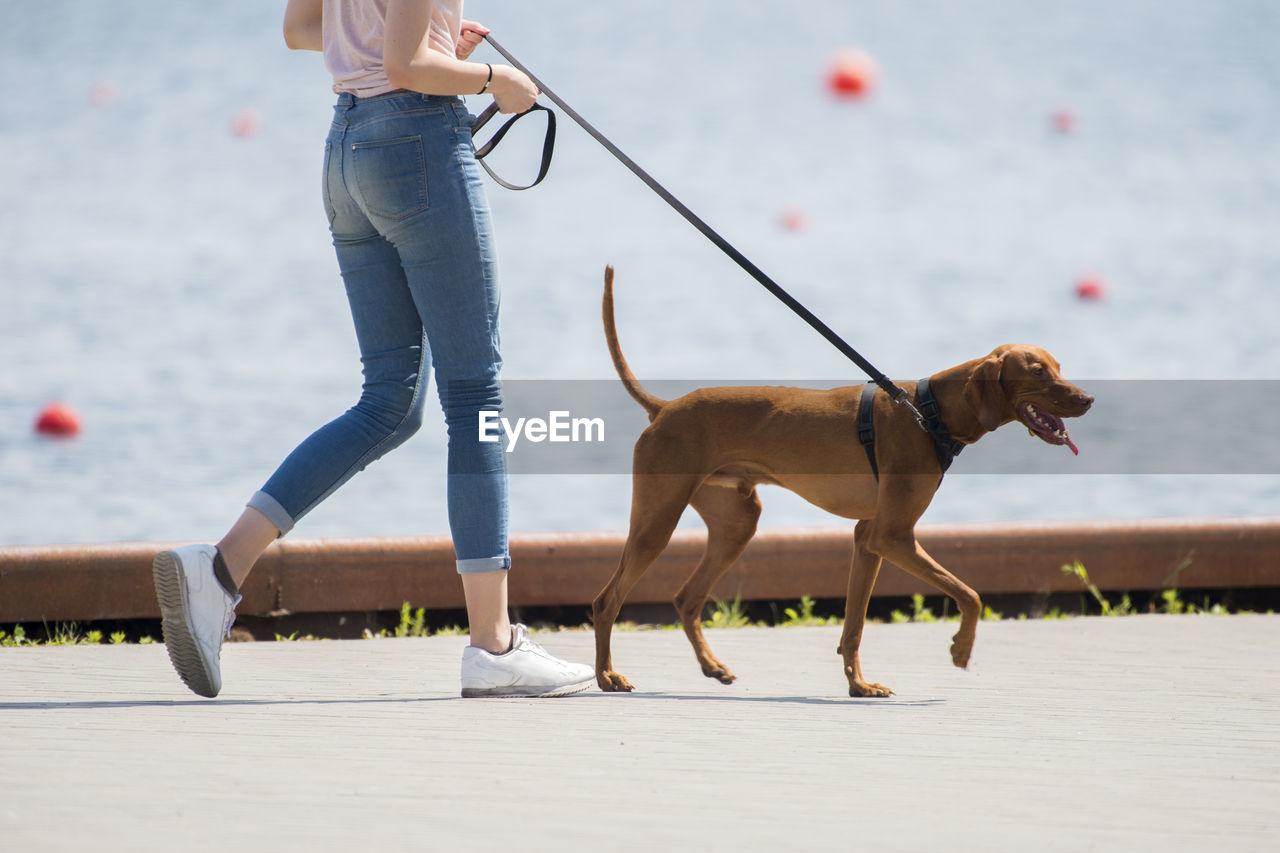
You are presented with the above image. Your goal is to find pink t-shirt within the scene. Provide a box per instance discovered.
[323,0,462,97]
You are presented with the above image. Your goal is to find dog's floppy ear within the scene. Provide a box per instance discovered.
[964,355,1006,432]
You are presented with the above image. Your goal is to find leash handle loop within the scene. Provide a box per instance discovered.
[471,101,556,191]
[481,34,918,419]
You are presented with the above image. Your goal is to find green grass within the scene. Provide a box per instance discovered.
[2,623,158,647]
[360,602,467,639]
[1059,560,1245,616]
[16,623,100,646]
[394,602,428,638]
[706,593,755,628]
[612,621,681,632]
[778,595,841,627]
[3,579,1267,648]
[0,626,30,647]
[890,594,936,624]
[1061,560,1134,616]
[273,631,328,642]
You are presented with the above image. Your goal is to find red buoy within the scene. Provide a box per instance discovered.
[1074,274,1106,301]
[230,107,262,138]
[779,207,809,232]
[1051,108,1077,134]
[90,81,117,108]
[35,402,82,437]
[826,49,879,99]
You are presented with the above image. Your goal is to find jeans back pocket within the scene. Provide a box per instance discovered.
[351,135,430,221]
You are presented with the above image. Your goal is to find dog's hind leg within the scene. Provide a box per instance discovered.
[592,473,703,692]
[674,483,763,685]
[839,520,894,697]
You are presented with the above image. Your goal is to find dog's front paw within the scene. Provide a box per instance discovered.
[849,679,894,698]
[598,670,635,692]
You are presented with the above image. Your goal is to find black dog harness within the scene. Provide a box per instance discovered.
[859,379,967,480]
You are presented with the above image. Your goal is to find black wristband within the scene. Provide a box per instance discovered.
[478,63,493,95]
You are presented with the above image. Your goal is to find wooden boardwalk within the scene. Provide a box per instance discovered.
[2,615,1277,851]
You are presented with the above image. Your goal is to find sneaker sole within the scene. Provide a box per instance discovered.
[152,550,219,698]
[461,679,594,699]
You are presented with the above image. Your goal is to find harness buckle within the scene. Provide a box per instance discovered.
[892,390,928,433]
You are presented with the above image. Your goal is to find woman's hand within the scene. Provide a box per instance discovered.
[457,21,489,60]
[489,65,540,114]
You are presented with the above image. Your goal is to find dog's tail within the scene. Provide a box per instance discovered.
[603,265,666,419]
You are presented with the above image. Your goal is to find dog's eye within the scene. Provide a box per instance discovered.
[1031,364,1046,377]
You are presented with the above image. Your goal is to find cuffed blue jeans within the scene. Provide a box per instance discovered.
[248,92,509,574]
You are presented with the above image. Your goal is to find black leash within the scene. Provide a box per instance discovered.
[479,34,926,428]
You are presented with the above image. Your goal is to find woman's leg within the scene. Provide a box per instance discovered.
[460,571,510,654]
[222,116,434,582]
[378,100,513,650]
[216,507,278,589]
[245,224,431,538]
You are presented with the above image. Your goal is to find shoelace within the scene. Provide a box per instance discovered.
[512,625,553,659]
[517,633,569,667]
[223,594,243,639]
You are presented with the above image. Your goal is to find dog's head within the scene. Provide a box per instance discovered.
[963,344,1093,454]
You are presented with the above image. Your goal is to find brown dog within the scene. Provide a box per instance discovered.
[592,265,1093,696]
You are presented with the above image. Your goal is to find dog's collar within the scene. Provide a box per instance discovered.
[917,378,966,475]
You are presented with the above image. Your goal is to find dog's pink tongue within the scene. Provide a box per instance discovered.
[1064,429,1079,456]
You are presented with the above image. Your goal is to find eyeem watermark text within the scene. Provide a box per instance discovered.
[478,410,606,453]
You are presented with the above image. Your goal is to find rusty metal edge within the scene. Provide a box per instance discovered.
[1,517,1277,623]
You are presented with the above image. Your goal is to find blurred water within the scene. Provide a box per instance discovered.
[2,0,1278,546]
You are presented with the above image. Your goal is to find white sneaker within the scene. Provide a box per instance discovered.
[152,544,242,698]
[461,624,595,698]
